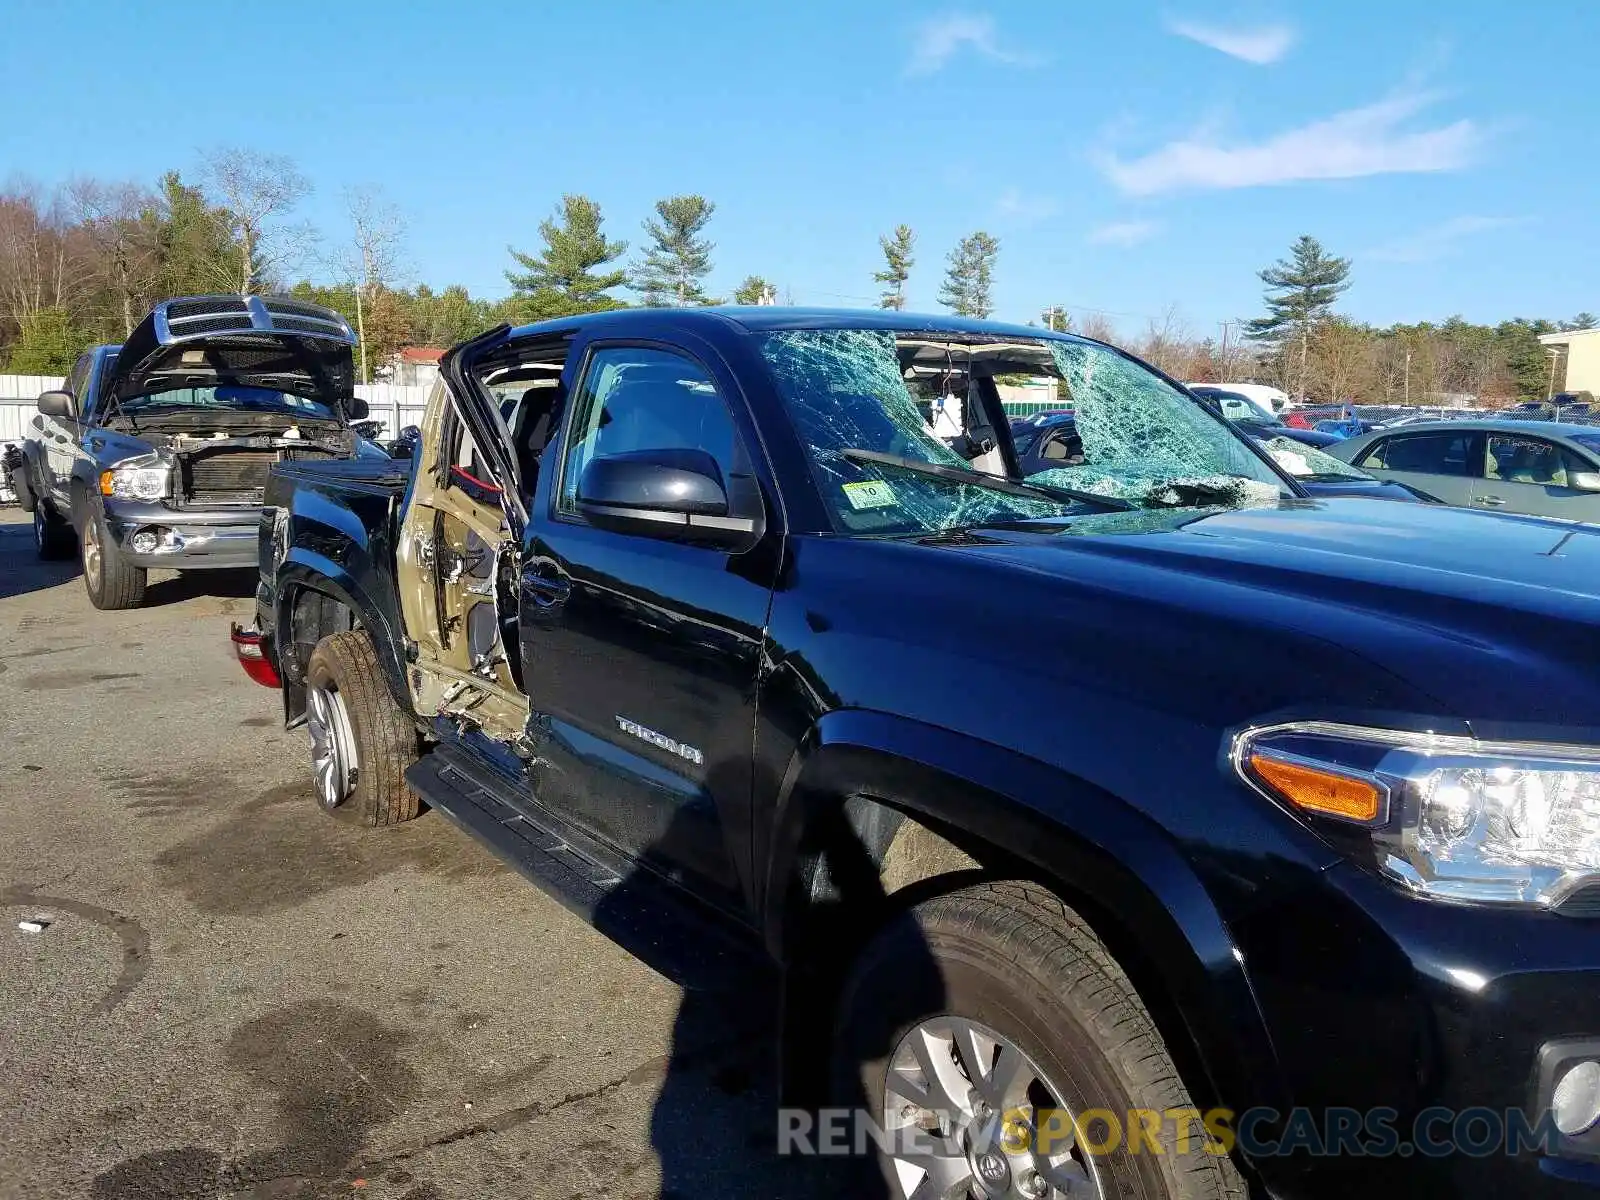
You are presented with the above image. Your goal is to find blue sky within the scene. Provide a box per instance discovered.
[2,0,1595,337]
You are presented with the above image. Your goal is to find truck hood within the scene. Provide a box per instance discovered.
[107,295,357,413]
[960,497,1600,727]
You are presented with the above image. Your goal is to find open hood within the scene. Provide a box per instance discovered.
[106,295,358,415]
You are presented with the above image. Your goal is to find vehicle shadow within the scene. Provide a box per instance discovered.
[143,567,258,607]
[591,777,943,1199]
[0,519,79,600]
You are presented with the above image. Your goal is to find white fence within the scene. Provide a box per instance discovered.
[0,375,432,444]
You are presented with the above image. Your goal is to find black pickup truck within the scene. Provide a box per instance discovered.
[239,308,1600,1200]
[9,294,380,608]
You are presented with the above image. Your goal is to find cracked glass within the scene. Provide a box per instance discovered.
[758,328,1286,535]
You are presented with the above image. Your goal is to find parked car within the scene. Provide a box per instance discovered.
[240,308,1600,1199]
[1328,418,1600,523]
[1018,408,1420,500]
[1188,386,1344,448]
[1184,380,1290,413]
[9,295,383,608]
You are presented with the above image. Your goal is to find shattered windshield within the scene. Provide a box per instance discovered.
[758,328,1285,535]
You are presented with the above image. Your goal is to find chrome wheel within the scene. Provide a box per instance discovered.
[33,506,45,552]
[307,682,359,809]
[81,515,101,583]
[882,1016,1104,1200]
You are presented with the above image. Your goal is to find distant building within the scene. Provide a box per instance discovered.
[1540,328,1600,396]
[387,346,445,388]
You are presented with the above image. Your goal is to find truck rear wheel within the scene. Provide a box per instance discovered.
[833,881,1246,1200]
[33,501,75,561]
[79,500,146,609]
[304,631,421,826]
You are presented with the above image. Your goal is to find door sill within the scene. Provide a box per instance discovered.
[406,740,762,991]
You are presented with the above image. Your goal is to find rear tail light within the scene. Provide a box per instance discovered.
[230,623,281,689]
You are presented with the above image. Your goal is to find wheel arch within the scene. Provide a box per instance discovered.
[273,552,413,727]
[763,707,1290,1122]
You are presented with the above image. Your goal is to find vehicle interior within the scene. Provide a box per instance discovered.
[393,341,570,745]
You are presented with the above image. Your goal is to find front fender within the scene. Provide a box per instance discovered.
[762,706,1292,1121]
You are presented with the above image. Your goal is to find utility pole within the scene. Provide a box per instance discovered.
[1218,321,1237,380]
[1404,347,1411,405]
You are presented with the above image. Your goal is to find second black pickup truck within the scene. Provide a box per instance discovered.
[240,307,1600,1200]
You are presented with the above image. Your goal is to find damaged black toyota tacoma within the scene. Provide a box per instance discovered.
[240,308,1600,1199]
[11,294,381,608]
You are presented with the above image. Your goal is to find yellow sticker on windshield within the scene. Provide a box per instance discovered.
[843,480,897,510]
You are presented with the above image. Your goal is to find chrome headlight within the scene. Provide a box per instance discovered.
[1235,721,1600,908]
[99,462,170,502]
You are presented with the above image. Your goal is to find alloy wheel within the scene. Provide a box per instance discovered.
[81,516,100,582]
[881,1015,1105,1200]
[306,682,359,809]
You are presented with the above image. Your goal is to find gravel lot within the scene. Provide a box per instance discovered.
[0,508,844,1200]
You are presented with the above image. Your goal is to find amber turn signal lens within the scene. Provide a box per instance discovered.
[1249,752,1382,823]
[99,470,115,496]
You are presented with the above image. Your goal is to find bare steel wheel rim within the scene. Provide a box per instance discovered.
[306,682,359,809]
[82,516,100,582]
[882,1015,1105,1200]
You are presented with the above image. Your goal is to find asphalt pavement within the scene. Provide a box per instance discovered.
[0,508,847,1200]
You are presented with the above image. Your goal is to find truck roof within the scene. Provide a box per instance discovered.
[505,306,1096,345]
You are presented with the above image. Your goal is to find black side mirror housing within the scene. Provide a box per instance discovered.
[345,395,370,420]
[390,426,421,459]
[577,449,761,550]
[37,390,74,420]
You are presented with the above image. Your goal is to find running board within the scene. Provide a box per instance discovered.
[405,743,759,990]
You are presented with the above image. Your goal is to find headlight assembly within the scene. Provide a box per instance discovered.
[1235,721,1600,909]
[99,463,170,502]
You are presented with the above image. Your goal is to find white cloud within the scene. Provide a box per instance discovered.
[996,188,1060,223]
[1088,219,1160,246]
[1365,215,1522,263]
[1099,90,1484,196]
[1165,16,1296,64]
[906,14,1030,76]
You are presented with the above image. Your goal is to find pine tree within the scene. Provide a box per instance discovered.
[631,195,716,306]
[1246,235,1351,401]
[733,275,776,305]
[874,225,916,310]
[937,232,999,319]
[506,195,628,315]
[1563,312,1598,332]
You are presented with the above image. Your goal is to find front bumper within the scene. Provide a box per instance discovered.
[1236,859,1600,1197]
[102,498,261,570]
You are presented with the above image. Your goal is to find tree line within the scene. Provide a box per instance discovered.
[0,151,1588,405]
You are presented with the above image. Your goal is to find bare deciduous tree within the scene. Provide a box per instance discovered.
[66,179,161,336]
[331,186,408,383]
[201,149,313,295]
[0,180,94,333]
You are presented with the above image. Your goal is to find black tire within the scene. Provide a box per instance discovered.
[33,501,75,561]
[834,880,1247,1200]
[14,465,36,513]
[305,631,421,826]
[78,498,146,609]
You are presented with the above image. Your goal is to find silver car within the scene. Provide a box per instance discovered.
[1328,419,1600,521]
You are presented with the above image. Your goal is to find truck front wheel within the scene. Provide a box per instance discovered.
[79,500,146,608]
[833,881,1246,1200]
[304,632,421,826]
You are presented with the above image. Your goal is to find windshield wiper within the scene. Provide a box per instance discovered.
[840,448,1135,511]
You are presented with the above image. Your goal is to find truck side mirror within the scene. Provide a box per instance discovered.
[1568,471,1600,493]
[576,449,760,550]
[37,390,74,420]
[345,395,370,420]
